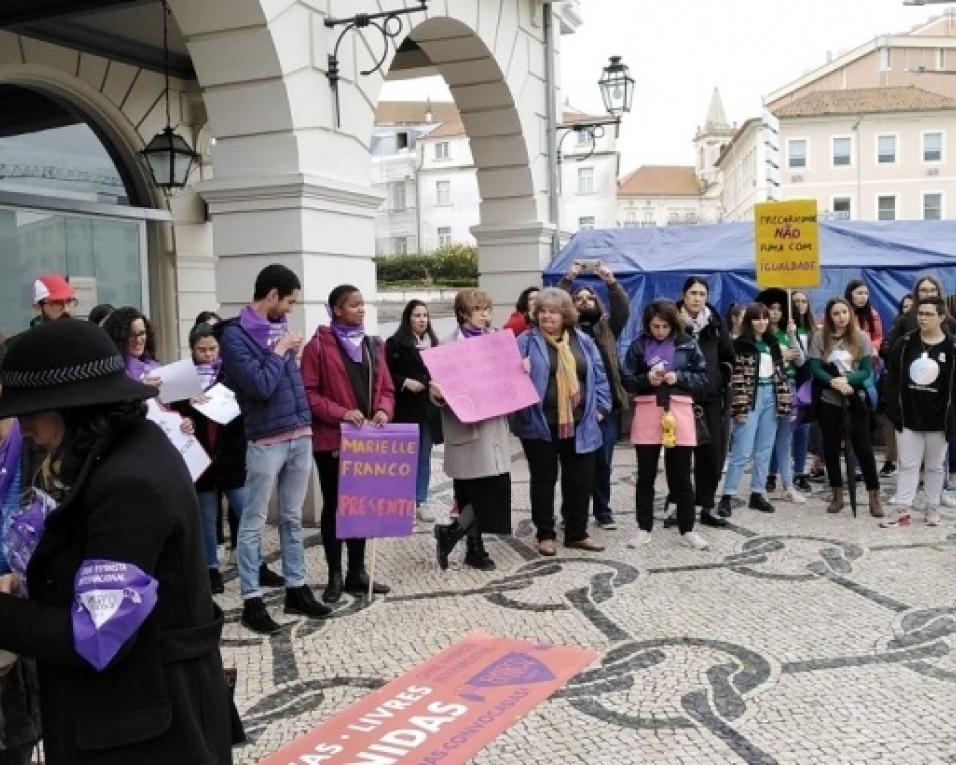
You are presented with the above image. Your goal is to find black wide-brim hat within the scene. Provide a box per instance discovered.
[0,319,158,418]
[754,287,790,325]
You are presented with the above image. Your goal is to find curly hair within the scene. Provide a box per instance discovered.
[102,306,157,361]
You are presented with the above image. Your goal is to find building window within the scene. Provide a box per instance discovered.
[787,139,807,169]
[938,48,946,70]
[577,166,594,194]
[877,195,896,221]
[396,131,410,150]
[641,210,655,226]
[923,192,943,221]
[389,181,406,211]
[923,132,943,162]
[833,137,852,166]
[434,141,449,160]
[578,216,595,231]
[832,197,852,218]
[576,129,590,146]
[877,134,897,164]
[879,47,891,71]
[394,236,408,255]
[437,226,452,246]
[436,180,451,206]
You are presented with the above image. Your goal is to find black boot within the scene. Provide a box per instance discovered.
[344,569,390,595]
[699,508,728,528]
[717,494,733,518]
[464,536,496,571]
[434,522,466,571]
[284,585,332,618]
[322,571,343,604]
[208,568,224,594]
[241,597,280,634]
[259,563,284,588]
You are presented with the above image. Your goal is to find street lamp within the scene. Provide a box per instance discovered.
[556,55,635,163]
[139,0,199,191]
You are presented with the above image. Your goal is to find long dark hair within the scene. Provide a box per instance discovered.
[844,279,876,335]
[791,290,816,335]
[102,306,157,361]
[739,302,771,343]
[681,275,709,297]
[391,299,438,348]
[57,401,148,484]
[514,286,539,315]
[641,299,689,343]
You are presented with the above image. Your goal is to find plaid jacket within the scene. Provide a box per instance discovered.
[730,336,793,419]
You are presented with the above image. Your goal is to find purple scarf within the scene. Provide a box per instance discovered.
[329,320,366,364]
[240,305,287,351]
[0,422,22,503]
[195,360,221,392]
[4,488,57,593]
[644,337,676,371]
[460,324,485,338]
[125,355,158,381]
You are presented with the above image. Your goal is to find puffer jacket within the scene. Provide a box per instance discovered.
[620,332,707,397]
[729,335,792,419]
[215,317,311,441]
[675,301,733,403]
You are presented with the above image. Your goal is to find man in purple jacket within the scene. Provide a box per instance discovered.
[217,264,330,633]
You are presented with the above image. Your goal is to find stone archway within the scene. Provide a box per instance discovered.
[173,0,556,327]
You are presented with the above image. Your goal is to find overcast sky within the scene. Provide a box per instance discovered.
[382,0,952,173]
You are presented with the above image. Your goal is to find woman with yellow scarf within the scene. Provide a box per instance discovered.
[511,288,611,556]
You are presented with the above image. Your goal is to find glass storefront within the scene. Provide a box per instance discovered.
[0,84,160,335]
[0,207,145,334]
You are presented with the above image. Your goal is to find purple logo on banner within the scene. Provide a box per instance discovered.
[336,423,419,539]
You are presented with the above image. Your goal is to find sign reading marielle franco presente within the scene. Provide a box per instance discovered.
[420,331,540,423]
[336,423,418,539]
[259,632,596,765]
[754,199,821,289]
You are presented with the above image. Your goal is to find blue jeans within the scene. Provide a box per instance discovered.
[723,384,778,497]
[592,414,619,520]
[239,436,311,599]
[416,426,433,505]
[197,487,248,569]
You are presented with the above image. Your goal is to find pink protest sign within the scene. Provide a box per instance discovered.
[336,423,418,539]
[421,331,540,423]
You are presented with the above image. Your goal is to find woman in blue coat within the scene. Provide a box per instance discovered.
[511,288,611,556]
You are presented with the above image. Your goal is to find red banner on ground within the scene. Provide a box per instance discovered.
[259,632,596,764]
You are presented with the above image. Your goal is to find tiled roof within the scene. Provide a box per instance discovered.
[374,101,461,125]
[772,86,956,118]
[617,165,700,197]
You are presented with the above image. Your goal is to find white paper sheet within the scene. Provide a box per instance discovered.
[151,358,204,404]
[191,383,241,425]
[145,400,212,482]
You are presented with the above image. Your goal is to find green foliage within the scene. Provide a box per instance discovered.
[376,244,478,287]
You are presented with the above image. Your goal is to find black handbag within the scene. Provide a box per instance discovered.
[693,404,711,445]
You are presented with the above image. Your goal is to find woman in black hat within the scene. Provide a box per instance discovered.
[0,321,232,764]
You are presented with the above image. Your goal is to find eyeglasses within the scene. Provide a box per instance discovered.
[130,330,148,339]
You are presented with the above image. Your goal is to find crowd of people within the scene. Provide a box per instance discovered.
[0,263,952,761]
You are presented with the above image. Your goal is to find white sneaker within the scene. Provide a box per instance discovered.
[681,530,709,550]
[627,530,652,548]
[880,507,911,528]
[926,507,941,526]
[416,505,436,523]
[780,487,807,504]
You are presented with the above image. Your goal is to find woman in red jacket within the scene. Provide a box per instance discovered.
[301,284,396,604]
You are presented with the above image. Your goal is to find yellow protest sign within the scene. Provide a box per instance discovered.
[754,199,820,288]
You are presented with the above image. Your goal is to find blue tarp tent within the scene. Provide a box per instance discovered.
[544,220,956,348]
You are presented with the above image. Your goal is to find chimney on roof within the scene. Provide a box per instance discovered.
[425,97,433,123]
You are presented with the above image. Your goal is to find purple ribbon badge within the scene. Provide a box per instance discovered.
[72,559,158,671]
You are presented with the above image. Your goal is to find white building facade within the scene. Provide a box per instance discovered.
[372,102,619,255]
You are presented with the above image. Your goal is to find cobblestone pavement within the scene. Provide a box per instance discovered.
[222,441,956,764]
